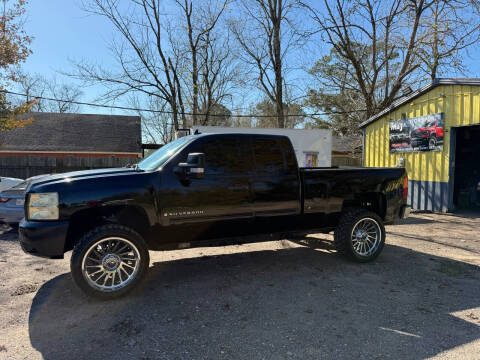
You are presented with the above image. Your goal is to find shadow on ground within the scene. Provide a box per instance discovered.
[28,241,480,360]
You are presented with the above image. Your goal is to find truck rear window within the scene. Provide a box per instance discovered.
[254,138,285,175]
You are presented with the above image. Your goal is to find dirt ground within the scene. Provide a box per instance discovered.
[0,212,479,360]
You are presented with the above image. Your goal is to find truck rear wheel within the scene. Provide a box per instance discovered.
[71,224,149,299]
[334,208,385,262]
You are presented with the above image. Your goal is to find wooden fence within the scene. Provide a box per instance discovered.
[331,156,362,167]
[0,155,134,179]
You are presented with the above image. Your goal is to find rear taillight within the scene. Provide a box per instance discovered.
[0,198,8,203]
[402,175,408,201]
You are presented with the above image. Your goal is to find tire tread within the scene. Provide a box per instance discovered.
[70,224,149,300]
[334,208,385,262]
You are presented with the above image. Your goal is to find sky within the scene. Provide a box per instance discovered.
[21,0,123,114]
[19,0,480,116]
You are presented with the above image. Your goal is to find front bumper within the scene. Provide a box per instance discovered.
[19,220,69,259]
[411,138,428,146]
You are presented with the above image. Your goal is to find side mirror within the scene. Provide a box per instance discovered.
[174,152,205,180]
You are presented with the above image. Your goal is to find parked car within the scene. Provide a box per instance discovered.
[0,177,23,192]
[0,175,50,226]
[411,119,444,150]
[19,133,409,299]
[0,182,27,226]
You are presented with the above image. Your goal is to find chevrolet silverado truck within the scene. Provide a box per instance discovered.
[19,133,409,299]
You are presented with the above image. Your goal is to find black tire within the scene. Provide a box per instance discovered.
[71,224,150,299]
[334,208,385,262]
[428,137,437,151]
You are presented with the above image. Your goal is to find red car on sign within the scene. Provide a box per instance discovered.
[410,118,444,150]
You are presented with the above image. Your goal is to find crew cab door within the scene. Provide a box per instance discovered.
[250,136,301,217]
[160,135,253,225]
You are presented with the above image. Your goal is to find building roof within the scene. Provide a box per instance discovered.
[359,78,480,129]
[0,112,141,154]
[332,136,362,154]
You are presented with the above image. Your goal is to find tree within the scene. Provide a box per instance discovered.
[305,46,377,136]
[303,0,480,134]
[16,73,83,113]
[16,73,44,107]
[198,103,232,126]
[230,113,254,128]
[129,95,175,144]
[417,0,480,79]
[0,0,33,132]
[74,0,183,130]
[302,0,434,123]
[196,29,241,127]
[255,98,305,128]
[45,77,83,113]
[74,0,235,132]
[175,0,227,126]
[231,0,300,128]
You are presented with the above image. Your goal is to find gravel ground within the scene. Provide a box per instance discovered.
[0,212,479,360]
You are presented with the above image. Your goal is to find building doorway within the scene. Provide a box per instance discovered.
[452,125,480,211]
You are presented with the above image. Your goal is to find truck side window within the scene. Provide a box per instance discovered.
[201,138,245,176]
[254,138,285,175]
[278,138,297,169]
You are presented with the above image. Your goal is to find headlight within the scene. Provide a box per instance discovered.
[28,193,59,220]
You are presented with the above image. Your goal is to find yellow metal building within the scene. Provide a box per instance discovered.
[360,78,480,212]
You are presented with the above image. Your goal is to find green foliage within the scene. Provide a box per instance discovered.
[305,47,369,136]
[0,92,33,131]
[198,103,232,126]
[255,99,305,128]
[0,0,34,133]
[305,40,403,136]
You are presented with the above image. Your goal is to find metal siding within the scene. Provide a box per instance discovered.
[407,180,449,212]
[365,84,480,212]
[362,128,366,166]
[474,87,480,123]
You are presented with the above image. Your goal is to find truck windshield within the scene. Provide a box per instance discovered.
[137,136,193,171]
[424,121,435,127]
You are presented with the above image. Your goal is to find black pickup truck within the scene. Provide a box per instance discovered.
[19,133,409,298]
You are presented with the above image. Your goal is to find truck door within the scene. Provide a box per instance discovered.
[251,136,301,217]
[161,135,253,225]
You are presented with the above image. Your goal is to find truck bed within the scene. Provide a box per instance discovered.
[300,166,406,223]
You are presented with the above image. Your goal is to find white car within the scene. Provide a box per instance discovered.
[0,177,23,192]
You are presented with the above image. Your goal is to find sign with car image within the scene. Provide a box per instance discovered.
[389,113,444,153]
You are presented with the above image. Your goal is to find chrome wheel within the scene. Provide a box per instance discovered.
[351,218,381,257]
[428,137,436,150]
[81,237,140,292]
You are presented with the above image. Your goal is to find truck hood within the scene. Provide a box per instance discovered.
[412,127,428,133]
[411,128,430,137]
[27,168,138,189]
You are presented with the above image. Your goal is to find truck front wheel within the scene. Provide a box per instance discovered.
[334,209,385,262]
[70,224,150,299]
